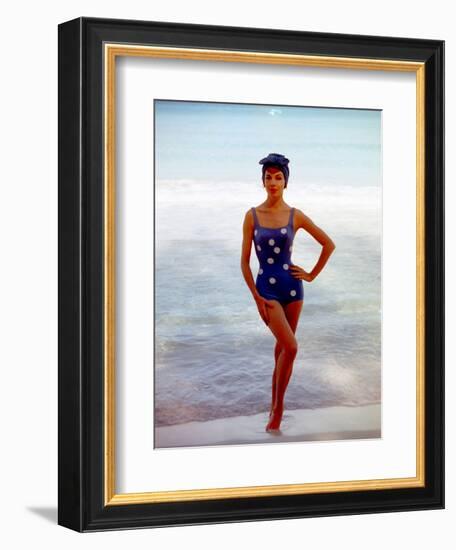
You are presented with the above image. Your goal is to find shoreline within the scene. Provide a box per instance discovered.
[155,403,381,449]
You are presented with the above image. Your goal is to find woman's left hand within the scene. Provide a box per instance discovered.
[289,264,313,282]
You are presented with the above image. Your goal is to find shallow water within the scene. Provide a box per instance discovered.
[155,179,381,427]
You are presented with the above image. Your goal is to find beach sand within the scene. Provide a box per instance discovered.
[155,403,381,449]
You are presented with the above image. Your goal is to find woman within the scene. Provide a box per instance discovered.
[240,153,336,432]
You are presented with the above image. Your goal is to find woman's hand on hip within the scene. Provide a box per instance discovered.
[254,295,274,325]
[289,264,313,282]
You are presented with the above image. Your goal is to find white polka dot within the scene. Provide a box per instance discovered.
[259,268,263,275]
[267,258,274,264]
[269,277,276,284]
[290,290,297,297]
[274,247,280,253]
[268,239,275,246]
[257,245,261,251]
[281,228,287,234]
[283,264,289,270]
[254,229,258,236]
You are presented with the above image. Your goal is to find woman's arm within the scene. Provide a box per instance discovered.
[240,211,273,324]
[240,210,261,299]
[290,209,336,282]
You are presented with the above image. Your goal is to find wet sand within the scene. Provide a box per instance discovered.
[155,403,381,449]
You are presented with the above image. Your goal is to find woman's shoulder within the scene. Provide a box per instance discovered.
[293,208,317,229]
[243,207,255,226]
[292,207,310,218]
[288,205,305,222]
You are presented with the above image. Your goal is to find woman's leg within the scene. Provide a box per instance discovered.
[269,342,282,417]
[265,300,303,431]
[269,300,303,416]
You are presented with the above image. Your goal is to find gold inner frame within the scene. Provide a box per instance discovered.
[103,44,426,505]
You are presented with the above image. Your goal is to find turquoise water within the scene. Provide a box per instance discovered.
[154,101,381,427]
[155,100,381,187]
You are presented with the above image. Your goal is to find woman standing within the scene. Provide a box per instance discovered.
[240,153,336,432]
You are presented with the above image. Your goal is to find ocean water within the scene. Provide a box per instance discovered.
[154,178,381,427]
[155,102,381,188]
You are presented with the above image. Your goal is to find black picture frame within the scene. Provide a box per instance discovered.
[58,16,444,532]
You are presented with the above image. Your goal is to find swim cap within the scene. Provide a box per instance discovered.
[259,153,290,184]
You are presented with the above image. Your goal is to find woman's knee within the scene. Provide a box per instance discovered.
[281,337,298,358]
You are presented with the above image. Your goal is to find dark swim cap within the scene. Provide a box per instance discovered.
[259,153,290,184]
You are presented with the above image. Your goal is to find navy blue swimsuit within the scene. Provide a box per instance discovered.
[252,207,304,306]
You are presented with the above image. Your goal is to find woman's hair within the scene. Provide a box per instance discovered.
[259,153,290,187]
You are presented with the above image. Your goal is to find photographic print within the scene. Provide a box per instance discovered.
[154,100,382,448]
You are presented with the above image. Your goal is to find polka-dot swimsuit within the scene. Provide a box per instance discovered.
[252,207,304,306]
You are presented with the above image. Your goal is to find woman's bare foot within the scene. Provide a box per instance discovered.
[266,406,283,432]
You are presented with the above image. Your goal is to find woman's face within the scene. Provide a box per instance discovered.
[263,166,286,195]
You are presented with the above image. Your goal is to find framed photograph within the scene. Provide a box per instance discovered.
[58,17,444,531]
